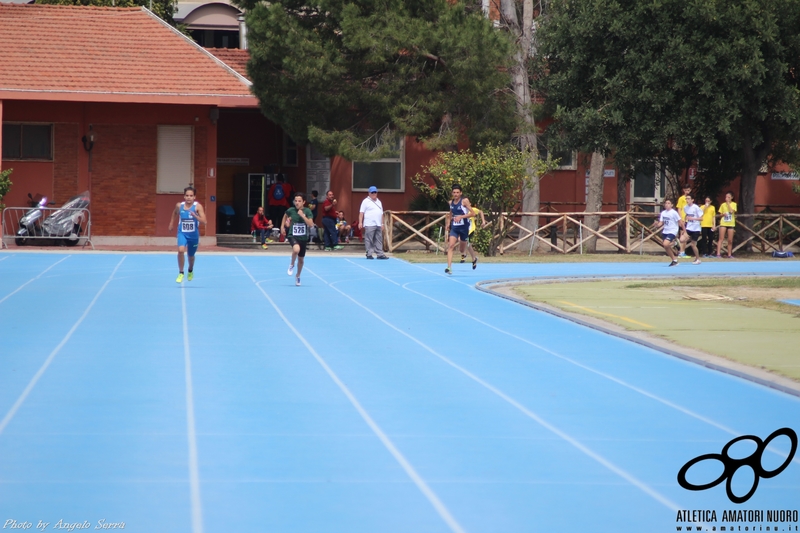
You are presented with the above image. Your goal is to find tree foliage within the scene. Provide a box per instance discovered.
[413,144,553,255]
[539,0,800,229]
[236,0,517,160]
[0,168,13,213]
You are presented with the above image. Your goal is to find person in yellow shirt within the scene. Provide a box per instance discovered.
[699,196,716,257]
[716,191,737,258]
[676,185,692,257]
[460,205,487,265]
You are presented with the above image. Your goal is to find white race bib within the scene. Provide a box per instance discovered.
[452,218,464,226]
[181,219,196,233]
[723,213,732,222]
[292,223,307,236]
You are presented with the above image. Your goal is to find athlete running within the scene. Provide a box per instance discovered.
[281,193,315,286]
[168,186,207,283]
[445,184,476,275]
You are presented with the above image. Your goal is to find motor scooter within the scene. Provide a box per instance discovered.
[16,191,90,246]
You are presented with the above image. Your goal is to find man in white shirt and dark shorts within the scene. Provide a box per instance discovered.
[681,193,704,265]
[359,186,388,260]
[655,199,683,267]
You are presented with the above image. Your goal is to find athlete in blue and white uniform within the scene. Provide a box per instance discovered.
[168,186,207,283]
[445,183,476,275]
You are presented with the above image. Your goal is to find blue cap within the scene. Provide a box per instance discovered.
[368,186,378,193]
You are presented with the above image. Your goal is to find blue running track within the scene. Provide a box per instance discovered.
[0,252,798,533]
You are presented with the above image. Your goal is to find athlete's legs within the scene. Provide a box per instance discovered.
[446,235,458,269]
[663,237,676,260]
[177,246,186,271]
[291,243,300,267]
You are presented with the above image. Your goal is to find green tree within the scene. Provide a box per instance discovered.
[0,168,13,214]
[413,144,551,255]
[235,0,516,160]
[539,0,800,247]
[35,0,179,26]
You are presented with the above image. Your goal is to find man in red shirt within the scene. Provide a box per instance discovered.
[251,206,273,249]
[321,190,344,250]
[267,175,294,228]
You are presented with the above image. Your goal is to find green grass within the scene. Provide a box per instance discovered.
[513,277,800,381]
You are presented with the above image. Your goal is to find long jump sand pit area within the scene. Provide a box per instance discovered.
[512,276,800,383]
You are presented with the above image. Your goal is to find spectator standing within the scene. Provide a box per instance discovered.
[716,191,737,258]
[359,186,388,260]
[268,175,294,228]
[699,196,716,257]
[322,190,344,251]
[655,199,682,267]
[250,206,274,249]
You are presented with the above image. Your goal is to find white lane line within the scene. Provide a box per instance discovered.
[309,265,683,513]
[235,257,466,533]
[0,256,9,263]
[0,256,125,436]
[0,256,70,306]
[350,261,800,464]
[181,283,204,533]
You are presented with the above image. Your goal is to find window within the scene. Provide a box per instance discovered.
[538,132,575,170]
[2,124,53,160]
[352,139,404,192]
[283,134,298,167]
[157,126,194,193]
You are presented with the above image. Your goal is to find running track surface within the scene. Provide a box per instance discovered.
[1,252,799,533]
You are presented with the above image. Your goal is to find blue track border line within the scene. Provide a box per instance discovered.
[475,273,800,399]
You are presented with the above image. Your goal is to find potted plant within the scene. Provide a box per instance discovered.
[0,168,13,245]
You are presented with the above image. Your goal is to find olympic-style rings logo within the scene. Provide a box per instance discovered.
[677,427,797,504]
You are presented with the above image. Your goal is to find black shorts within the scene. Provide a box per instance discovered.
[686,230,701,242]
[663,233,677,242]
[288,237,308,257]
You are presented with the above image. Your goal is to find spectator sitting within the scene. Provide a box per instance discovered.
[251,206,274,249]
[336,211,352,243]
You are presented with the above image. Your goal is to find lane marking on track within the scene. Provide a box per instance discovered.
[181,283,204,533]
[558,300,654,328]
[306,265,683,514]
[0,256,70,306]
[236,257,466,533]
[0,257,125,436]
[349,261,800,465]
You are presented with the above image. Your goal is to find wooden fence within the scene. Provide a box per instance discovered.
[382,211,800,254]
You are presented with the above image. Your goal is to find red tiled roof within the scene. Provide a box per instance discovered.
[206,48,250,81]
[0,4,257,106]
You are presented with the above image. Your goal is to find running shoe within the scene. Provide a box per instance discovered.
[678,252,687,258]
[334,245,345,250]
[472,257,478,270]
[377,256,389,260]
[669,260,679,267]
[460,254,466,264]
[324,247,333,251]
[445,267,452,275]
[187,271,194,281]
[366,255,374,259]
[261,243,268,250]
[295,277,301,286]
[176,273,184,283]
[692,259,701,265]
[714,255,722,258]
[287,264,294,275]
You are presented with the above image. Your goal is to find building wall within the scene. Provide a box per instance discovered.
[1,100,218,236]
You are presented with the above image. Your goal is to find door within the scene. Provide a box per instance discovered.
[306,145,330,197]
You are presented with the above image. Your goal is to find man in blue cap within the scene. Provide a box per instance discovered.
[358,186,389,259]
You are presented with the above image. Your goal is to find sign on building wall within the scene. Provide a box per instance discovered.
[771,172,800,180]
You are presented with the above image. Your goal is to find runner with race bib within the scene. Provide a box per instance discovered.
[168,186,207,283]
[281,192,315,287]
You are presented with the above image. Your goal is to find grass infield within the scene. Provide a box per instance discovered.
[513,276,800,381]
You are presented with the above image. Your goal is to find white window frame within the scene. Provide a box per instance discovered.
[351,139,405,193]
[157,125,194,194]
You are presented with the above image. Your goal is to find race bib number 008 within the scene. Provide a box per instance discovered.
[292,223,307,236]
[181,219,196,233]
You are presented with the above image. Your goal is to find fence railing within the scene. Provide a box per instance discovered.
[383,210,800,254]
[1,207,94,250]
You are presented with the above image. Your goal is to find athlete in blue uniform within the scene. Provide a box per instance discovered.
[168,186,207,283]
[445,184,476,275]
